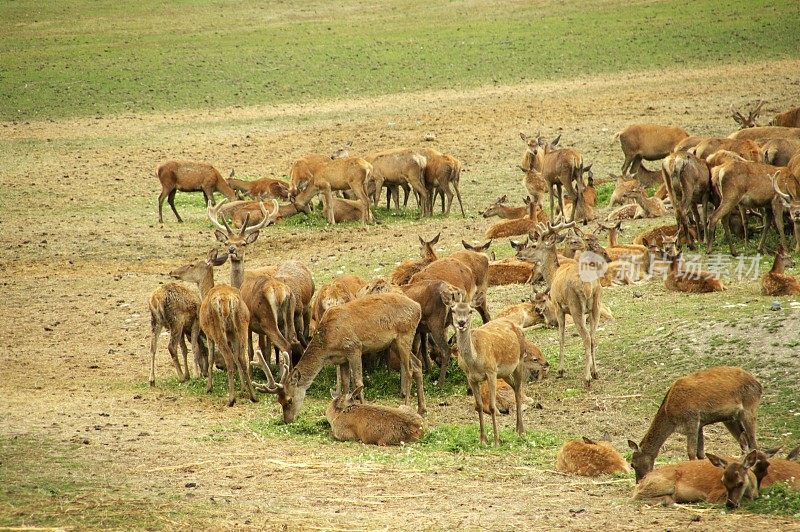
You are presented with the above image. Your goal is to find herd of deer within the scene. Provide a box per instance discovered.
[148,100,800,510]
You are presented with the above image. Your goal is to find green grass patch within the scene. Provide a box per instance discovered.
[745,483,800,518]
[2,0,799,120]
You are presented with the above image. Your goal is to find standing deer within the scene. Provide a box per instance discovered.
[611,124,689,175]
[156,160,237,223]
[520,132,584,221]
[365,148,429,216]
[515,220,603,386]
[289,155,372,224]
[420,147,465,216]
[627,366,762,483]
[662,150,711,246]
[449,298,528,446]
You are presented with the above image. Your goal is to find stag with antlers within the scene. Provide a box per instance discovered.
[730,100,766,129]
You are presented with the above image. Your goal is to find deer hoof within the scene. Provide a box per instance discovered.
[149,380,155,388]
[584,379,592,389]
[591,369,599,379]
[557,369,565,379]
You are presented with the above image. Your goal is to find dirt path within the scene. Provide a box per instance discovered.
[2,59,800,529]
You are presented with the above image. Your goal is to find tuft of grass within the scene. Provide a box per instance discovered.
[744,483,800,517]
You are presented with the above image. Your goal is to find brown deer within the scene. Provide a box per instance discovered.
[449,298,527,446]
[728,126,800,142]
[453,240,493,323]
[663,235,726,293]
[326,385,425,445]
[485,200,548,239]
[289,155,372,224]
[227,172,290,200]
[515,220,602,386]
[409,258,477,319]
[420,147,465,216]
[769,106,800,128]
[310,275,367,331]
[487,258,536,286]
[520,132,584,221]
[156,161,237,223]
[258,292,425,422]
[320,193,368,223]
[772,172,800,252]
[481,195,529,219]
[365,148,429,216]
[148,282,207,386]
[730,100,766,129]
[762,138,800,166]
[171,249,258,406]
[633,224,695,247]
[693,138,761,162]
[633,451,760,508]
[477,346,548,414]
[627,366,762,483]
[517,164,548,211]
[231,199,311,227]
[556,434,629,477]
[754,448,800,489]
[662,150,712,246]
[673,135,706,153]
[621,182,667,219]
[611,124,689,175]
[761,245,800,296]
[390,233,440,286]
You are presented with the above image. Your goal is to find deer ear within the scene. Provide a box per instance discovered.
[245,230,260,244]
[742,449,759,469]
[582,437,596,445]
[602,431,612,442]
[461,239,473,251]
[763,447,782,459]
[330,388,340,400]
[431,232,441,245]
[706,453,727,469]
[627,440,640,452]
[214,229,228,243]
[786,446,800,461]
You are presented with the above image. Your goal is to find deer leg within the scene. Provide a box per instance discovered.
[740,410,758,451]
[191,323,206,378]
[167,334,185,382]
[722,212,738,256]
[721,420,744,451]
[772,200,788,252]
[469,379,487,445]
[412,351,426,415]
[686,420,700,459]
[690,202,702,246]
[149,320,162,387]
[757,208,773,254]
[630,155,643,175]
[589,292,601,380]
[167,189,183,222]
[793,220,800,253]
[477,295,491,324]
[487,375,500,446]
[348,353,364,403]
[570,302,593,388]
[556,184,567,223]
[157,187,170,223]
[549,185,556,222]
[206,340,216,394]
[233,335,257,403]
[431,325,452,388]
[452,179,465,217]
[706,200,732,255]
[556,312,567,378]
[179,333,190,382]
[407,173,429,217]
[505,372,525,435]
[621,152,632,175]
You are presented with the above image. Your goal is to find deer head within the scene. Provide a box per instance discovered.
[730,100,766,129]
[169,249,229,283]
[627,440,654,483]
[258,354,301,423]
[706,450,759,508]
[462,239,492,253]
[208,199,278,262]
[418,232,440,259]
[771,172,800,223]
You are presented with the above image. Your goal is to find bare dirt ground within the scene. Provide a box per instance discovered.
[2,59,800,530]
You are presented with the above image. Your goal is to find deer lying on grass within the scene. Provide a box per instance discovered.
[391,233,440,286]
[693,138,761,162]
[258,292,425,422]
[520,132,585,221]
[632,224,695,247]
[515,220,602,386]
[728,125,800,142]
[627,366,762,482]
[231,199,310,227]
[326,385,425,445]
[289,154,372,224]
[310,275,366,331]
[611,124,689,175]
[485,200,548,239]
[227,172,290,200]
[320,193,368,223]
[762,138,800,166]
[730,100,766,129]
[487,258,536,286]
[770,106,800,128]
[556,434,629,477]
[148,271,216,386]
[662,150,712,246]
[421,147,465,216]
[761,245,800,296]
[450,297,527,446]
[622,182,667,219]
[156,160,237,223]
[633,451,760,508]
[365,148,429,216]
[754,446,800,489]
[662,235,726,293]
[481,195,529,219]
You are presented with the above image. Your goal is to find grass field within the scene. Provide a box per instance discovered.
[2,0,800,529]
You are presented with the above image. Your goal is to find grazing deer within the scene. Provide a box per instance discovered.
[761,245,800,296]
[662,150,712,246]
[627,366,762,483]
[449,297,527,446]
[391,233,440,286]
[611,124,689,175]
[258,292,425,422]
[556,434,629,477]
[485,200,548,239]
[520,132,585,221]
[171,249,257,406]
[633,451,760,508]
[227,173,290,200]
[662,235,726,293]
[515,221,602,386]
[326,385,425,445]
[730,100,766,129]
[310,275,367,331]
[289,155,373,224]
[148,273,215,386]
[156,161,237,223]
[762,138,800,167]
[481,195,529,219]
[769,106,800,128]
[365,148,429,216]
[421,147,465,216]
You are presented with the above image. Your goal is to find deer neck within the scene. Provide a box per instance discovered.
[198,267,215,299]
[230,258,246,289]
[217,179,237,201]
[640,407,676,459]
[540,249,560,286]
[770,253,784,274]
[608,228,619,247]
[292,338,327,391]
[454,323,478,367]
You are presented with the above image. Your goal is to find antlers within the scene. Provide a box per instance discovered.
[534,219,576,243]
[770,171,791,202]
[253,349,289,393]
[731,100,766,127]
[208,199,279,234]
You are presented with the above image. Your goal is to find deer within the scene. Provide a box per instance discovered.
[420,147,465,216]
[662,235,726,293]
[320,193,368,223]
[481,195,529,219]
[610,124,689,175]
[170,249,258,406]
[227,172,290,200]
[477,345,549,414]
[326,385,425,445]
[762,138,800,167]
[693,138,762,162]
[771,172,800,252]
[633,451,760,508]
[515,220,602,386]
[485,200,548,239]
[621,182,667,219]
[452,240,493,323]
[517,164,548,211]
[769,106,800,128]
[730,100,766,129]
[449,296,528,446]
[148,274,215,387]
[289,154,372,224]
[409,257,478,323]
[556,434,630,477]
[559,169,596,224]
[662,149,712,246]
[390,233,440,286]
[673,135,706,153]
[231,199,311,227]
[487,258,536,286]
[753,446,800,490]
[633,224,695,247]
[156,160,237,223]
[627,366,762,483]
[257,292,425,423]
[761,245,800,296]
[365,148,429,216]
[728,125,800,142]
[310,275,367,332]
[520,132,585,221]
[705,162,789,256]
